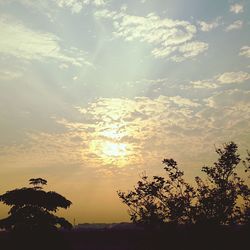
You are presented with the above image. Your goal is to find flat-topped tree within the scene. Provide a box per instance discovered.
[0,178,72,232]
[29,178,47,189]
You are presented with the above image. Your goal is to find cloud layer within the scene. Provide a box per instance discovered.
[2,85,249,175]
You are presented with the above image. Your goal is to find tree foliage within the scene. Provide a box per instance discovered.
[0,178,72,232]
[29,178,47,189]
[195,143,249,225]
[118,142,250,227]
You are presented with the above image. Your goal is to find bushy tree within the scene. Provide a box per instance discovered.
[195,143,250,225]
[118,142,250,227]
[118,159,196,227]
[118,174,166,227]
[0,178,72,232]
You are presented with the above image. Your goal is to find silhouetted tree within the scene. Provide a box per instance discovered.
[195,142,250,225]
[118,159,196,227]
[118,142,250,227]
[118,173,166,227]
[29,177,47,188]
[242,150,250,225]
[0,178,72,232]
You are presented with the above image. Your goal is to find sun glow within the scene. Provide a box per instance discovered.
[102,142,127,157]
[89,139,132,167]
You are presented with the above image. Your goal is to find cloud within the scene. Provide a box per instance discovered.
[168,96,200,107]
[95,10,208,61]
[55,0,107,13]
[239,46,250,58]
[205,89,250,109]
[226,20,243,31]
[0,95,201,170]
[56,95,201,162]
[189,70,250,89]
[197,18,221,32]
[230,3,244,14]
[1,0,107,17]
[0,69,23,80]
[198,90,250,135]
[1,87,250,176]
[191,80,218,89]
[0,16,91,66]
[217,71,250,84]
[171,41,208,62]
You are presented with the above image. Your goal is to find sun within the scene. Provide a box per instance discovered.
[89,126,132,166]
[102,142,127,157]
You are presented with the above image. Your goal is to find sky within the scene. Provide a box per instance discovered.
[0,0,250,224]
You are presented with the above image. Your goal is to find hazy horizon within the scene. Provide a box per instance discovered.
[0,0,250,224]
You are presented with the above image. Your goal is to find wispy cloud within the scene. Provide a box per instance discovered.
[9,0,107,15]
[0,69,23,80]
[239,46,250,58]
[0,16,91,66]
[230,3,244,14]
[226,20,243,31]
[191,80,218,89]
[55,0,107,13]
[95,10,208,62]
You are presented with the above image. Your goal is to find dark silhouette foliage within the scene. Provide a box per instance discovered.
[29,177,47,189]
[0,178,72,232]
[118,142,250,227]
[195,143,249,225]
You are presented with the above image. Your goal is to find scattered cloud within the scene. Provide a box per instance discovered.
[2,88,250,173]
[11,0,107,15]
[217,71,250,84]
[168,96,200,107]
[199,90,250,136]
[0,16,91,66]
[201,90,250,141]
[197,18,221,32]
[0,95,201,170]
[230,3,244,14]
[191,80,218,89]
[95,10,208,61]
[239,46,250,58]
[55,0,107,13]
[171,41,208,62]
[205,89,250,109]
[226,20,243,31]
[190,70,250,89]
